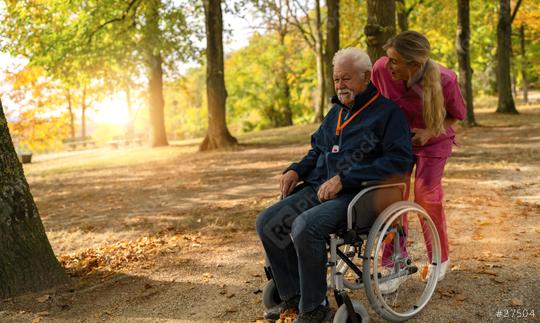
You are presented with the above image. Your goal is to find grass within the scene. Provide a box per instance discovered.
[473,96,540,127]
[23,100,540,177]
[25,146,197,176]
[24,123,317,176]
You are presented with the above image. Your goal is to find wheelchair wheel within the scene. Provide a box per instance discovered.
[262,278,281,309]
[333,300,369,323]
[363,201,441,322]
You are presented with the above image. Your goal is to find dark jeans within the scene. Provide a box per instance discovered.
[255,185,356,313]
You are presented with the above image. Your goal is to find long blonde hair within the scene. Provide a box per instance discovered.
[384,31,446,135]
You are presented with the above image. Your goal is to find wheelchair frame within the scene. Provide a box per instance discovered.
[262,181,442,323]
[329,182,407,323]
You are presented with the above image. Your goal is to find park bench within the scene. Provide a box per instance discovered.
[107,136,143,149]
[17,152,32,164]
[62,136,97,150]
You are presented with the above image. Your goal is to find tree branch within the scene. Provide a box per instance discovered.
[286,0,316,50]
[87,0,141,44]
[407,0,424,16]
[295,0,316,39]
[510,0,523,24]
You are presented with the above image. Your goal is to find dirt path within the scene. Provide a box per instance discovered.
[0,108,539,322]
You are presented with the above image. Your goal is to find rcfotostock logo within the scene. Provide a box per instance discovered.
[262,191,318,249]
[336,132,379,172]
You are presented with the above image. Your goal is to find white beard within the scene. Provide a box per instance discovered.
[337,89,354,103]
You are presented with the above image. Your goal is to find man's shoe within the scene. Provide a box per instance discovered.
[292,304,331,323]
[263,295,300,322]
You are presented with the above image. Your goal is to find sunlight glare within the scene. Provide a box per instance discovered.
[92,95,130,126]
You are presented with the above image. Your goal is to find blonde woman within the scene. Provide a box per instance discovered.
[371,31,466,285]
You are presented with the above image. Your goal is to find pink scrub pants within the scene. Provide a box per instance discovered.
[411,155,449,263]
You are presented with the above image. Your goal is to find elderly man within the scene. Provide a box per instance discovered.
[256,48,413,322]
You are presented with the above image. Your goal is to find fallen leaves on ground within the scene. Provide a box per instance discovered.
[511,298,524,306]
[436,287,467,302]
[277,308,298,323]
[36,295,51,303]
[58,235,169,277]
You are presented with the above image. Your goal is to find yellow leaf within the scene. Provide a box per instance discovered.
[36,295,51,303]
[511,298,524,306]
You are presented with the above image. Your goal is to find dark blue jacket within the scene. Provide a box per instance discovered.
[286,82,413,193]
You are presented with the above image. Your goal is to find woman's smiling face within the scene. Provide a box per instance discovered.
[384,47,420,81]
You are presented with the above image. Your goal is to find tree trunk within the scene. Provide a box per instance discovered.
[519,24,528,104]
[313,0,325,123]
[200,0,237,151]
[281,76,293,126]
[278,33,293,127]
[324,0,339,110]
[0,98,68,299]
[365,0,396,63]
[66,90,75,139]
[126,85,135,138]
[456,0,476,126]
[496,0,518,114]
[144,0,168,147]
[396,0,409,32]
[511,62,517,98]
[147,52,168,146]
[81,86,87,138]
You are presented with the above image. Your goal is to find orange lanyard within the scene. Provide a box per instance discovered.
[335,93,379,136]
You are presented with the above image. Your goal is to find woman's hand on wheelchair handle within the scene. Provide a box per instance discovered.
[280,170,299,197]
[317,175,342,202]
[411,127,435,146]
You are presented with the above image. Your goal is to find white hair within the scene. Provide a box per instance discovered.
[332,47,372,75]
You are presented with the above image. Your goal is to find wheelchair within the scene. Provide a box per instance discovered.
[261,180,442,322]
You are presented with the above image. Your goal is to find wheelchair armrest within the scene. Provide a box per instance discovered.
[360,177,408,188]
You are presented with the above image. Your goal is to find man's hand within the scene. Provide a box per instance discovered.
[280,170,299,198]
[317,175,342,202]
[411,128,435,146]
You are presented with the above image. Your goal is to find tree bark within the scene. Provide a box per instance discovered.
[278,33,293,126]
[144,0,169,147]
[396,0,409,32]
[200,0,237,151]
[313,0,325,123]
[147,52,168,146]
[324,0,339,111]
[456,0,476,126]
[365,0,396,63]
[0,98,68,299]
[66,90,75,139]
[496,0,518,114]
[519,24,528,104]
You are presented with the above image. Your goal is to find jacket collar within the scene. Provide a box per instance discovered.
[330,82,379,111]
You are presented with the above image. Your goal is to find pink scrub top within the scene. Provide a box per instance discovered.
[371,56,466,158]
